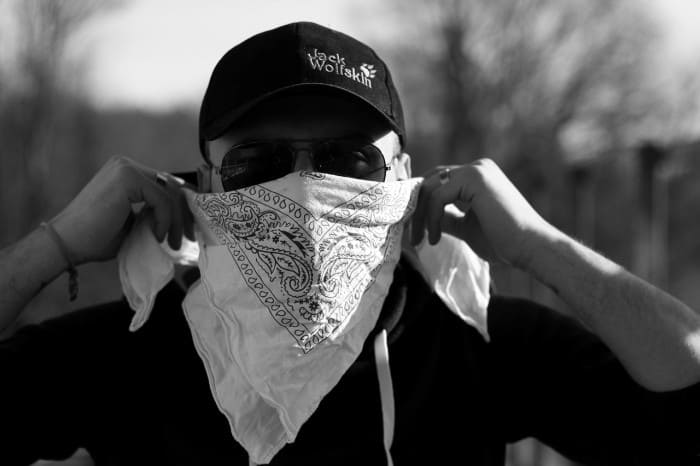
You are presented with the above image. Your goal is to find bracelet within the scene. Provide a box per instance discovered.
[40,221,79,301]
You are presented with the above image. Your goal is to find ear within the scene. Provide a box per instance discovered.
[196,163,212,193]
[393,152,412,180]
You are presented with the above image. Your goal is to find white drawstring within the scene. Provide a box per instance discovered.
[374,329,395,466]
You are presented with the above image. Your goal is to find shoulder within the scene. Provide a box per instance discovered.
[487,295,601,348]
[2,281,188,366]
[484,295,621,389]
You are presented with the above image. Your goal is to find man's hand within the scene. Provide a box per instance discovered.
[51,156,194,265]
[411,158,700,391]
[411,158,555,269]
[0,156,195,331]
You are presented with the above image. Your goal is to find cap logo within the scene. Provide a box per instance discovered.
[307,48,374,89]
[360,63,376,79]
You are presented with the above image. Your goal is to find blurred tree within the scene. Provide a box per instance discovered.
[0,0,201,339]
[356,1,678,465]
[0,0,120,243]
[379,0,657,292]
[361,0,675,283]
[0,0,128,340]
[380,0,658,177]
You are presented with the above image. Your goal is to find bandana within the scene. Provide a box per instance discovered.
[121,171,419,462]
[118,171,490,464]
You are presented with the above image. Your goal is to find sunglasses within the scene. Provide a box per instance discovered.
[210,137,392,191]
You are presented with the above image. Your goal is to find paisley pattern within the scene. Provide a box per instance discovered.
[194,172,415,353]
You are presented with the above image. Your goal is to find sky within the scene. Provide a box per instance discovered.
[74,0,377,110]
[68,0,700,111]
[647,0,700,58]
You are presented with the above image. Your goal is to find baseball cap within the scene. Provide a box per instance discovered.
[198,21,405,159]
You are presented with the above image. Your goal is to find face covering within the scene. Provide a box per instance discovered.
[122,171,421,463]
[118,171,490,464]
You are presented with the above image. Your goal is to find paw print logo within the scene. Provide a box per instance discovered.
[360,63,376,78]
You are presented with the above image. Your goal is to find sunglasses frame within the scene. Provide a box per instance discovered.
[210,137,393,191]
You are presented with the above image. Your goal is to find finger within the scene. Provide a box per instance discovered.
[412,167,461,245]
[426,180,463,244]
[126,170,172,242]
[411,176,437,245]
[167,187,184,250]
[180,188,195,241]
[411,169,450,245]
[156,175,185,250]
[420,164,461,179]
[413,163,476,245]
[154,171,194,244]
[166,178,196,242]
[411,183,426,245]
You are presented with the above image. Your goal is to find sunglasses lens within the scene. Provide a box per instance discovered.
[218,139,389,190]
[316,142,387,181]
[220,143,293,191]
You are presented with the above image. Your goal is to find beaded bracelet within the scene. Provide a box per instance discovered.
[40,221,79,301]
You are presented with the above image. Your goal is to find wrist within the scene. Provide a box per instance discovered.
[0,227,71,331]
[35,225,70,274]
[40,221,80,301]
[50,212,89,265]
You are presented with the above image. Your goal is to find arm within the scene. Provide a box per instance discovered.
[487,295,700,463]
[411,158,700,391]
[0,156,193,332]
[528,226,700,392]
[0,227,69,330]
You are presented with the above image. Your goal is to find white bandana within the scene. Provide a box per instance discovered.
[122,171,419,462]
[118,171,490,464]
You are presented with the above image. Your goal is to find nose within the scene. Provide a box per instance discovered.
[292,149,314,172]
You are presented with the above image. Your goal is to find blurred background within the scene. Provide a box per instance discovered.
[2,0,700,465]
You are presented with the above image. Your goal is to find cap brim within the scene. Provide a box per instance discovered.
[202,82,403,143]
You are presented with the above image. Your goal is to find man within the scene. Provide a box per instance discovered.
[2,21,700,465]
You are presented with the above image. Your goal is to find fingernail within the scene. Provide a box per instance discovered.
[156,172,169,187]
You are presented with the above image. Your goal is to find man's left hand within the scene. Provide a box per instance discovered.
[411,158,554,269]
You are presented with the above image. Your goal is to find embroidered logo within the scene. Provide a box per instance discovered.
[307,48,375,89]
[360,63,376,78]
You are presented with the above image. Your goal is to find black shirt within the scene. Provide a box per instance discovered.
[2,260,700,465]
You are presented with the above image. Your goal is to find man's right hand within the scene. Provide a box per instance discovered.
[51,156,195,265]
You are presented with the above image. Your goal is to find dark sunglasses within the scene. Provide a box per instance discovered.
[210,137,392,191]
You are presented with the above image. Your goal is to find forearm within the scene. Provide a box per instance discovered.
[0,226,67,331]
[526,225,700,392]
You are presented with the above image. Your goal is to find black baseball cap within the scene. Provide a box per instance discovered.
[198,21,405,159]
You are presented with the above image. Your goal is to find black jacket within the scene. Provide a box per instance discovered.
[2,259,700,465]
